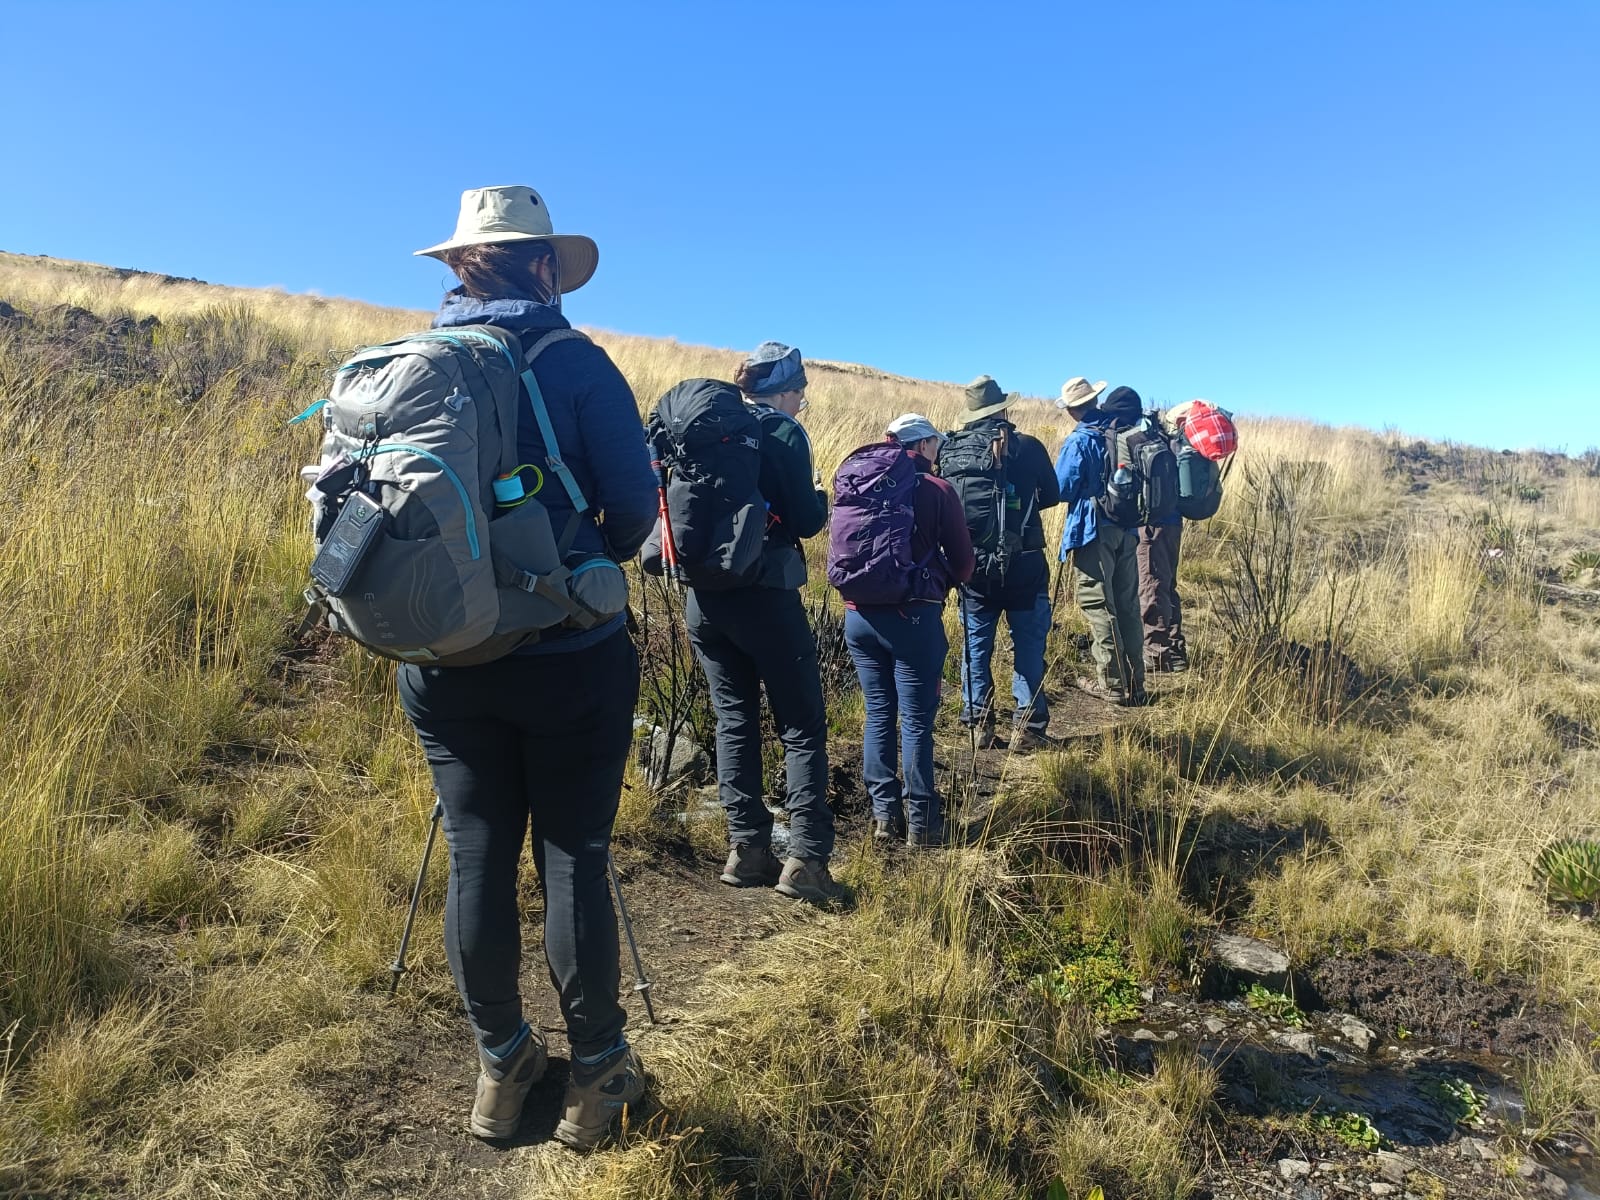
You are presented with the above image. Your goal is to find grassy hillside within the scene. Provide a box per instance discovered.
[1,251,1598,1199]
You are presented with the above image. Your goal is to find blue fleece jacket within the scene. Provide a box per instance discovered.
[433,292,657,653]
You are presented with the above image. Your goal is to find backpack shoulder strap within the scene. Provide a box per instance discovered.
[515,330,593,516]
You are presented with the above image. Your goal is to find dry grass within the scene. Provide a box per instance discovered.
[2,255,1598,1198]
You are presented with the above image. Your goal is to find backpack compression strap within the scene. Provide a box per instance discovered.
[519,330,593,520]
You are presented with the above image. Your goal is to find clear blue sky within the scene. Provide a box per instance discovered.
[4,1,1596,449]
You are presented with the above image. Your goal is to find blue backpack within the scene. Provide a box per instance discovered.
[826,441,924,605]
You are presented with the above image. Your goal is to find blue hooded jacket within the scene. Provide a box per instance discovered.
[433,292,657,652]
[1053,386,1147,556]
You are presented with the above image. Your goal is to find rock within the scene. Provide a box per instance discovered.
[1279,1158,1313,1181]
[646,725,708,786]
[1541,1175,1570,1197]
[1214,933,1291,980]
[1132,1028,1160,1042]
[1204,1017,1228,1035]
[1273,1029,1319,1057]
[1369,1186,1397,1197]
[1335,1013,1376,1052]
[1456,1136,1495,1162]
[1375,1151,1414,1184]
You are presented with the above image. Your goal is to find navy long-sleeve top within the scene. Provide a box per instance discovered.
[433,292,657,652]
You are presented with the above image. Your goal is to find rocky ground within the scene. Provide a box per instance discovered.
[1113,932,1597,1199]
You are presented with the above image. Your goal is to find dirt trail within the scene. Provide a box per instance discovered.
[316,687,1133,1198]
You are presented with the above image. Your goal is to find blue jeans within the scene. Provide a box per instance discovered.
[959,588,1051,734]
[844,605,950,838]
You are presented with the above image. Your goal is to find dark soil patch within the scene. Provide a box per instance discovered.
[1307,948,1584,1057]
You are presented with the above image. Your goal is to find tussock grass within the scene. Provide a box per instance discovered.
[2,255,1599,1197]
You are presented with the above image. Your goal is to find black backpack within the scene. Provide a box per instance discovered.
[641,378,767,589]
[1098,416,1179,528]
[1174,424,1223,520]
[940,422,1020,580]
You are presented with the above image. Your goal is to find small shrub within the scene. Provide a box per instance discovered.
[1313,1108,1384,1150]
[1028,926,1143,1023]
[1424,1075,1487,1126]
[1534,839,1600,904]
[1516,485,1544,503]
[1244,982,1304,1026]
[1569,549,1600,573]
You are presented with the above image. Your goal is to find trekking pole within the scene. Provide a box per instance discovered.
[958,587,978,779]
[607,853,658,1024]
[649,436,683,591]
[388,795,444,998]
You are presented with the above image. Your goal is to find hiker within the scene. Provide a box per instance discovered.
[674,343,842,902]
[943,376,1061,749]
[399,186,654,1147]
[1055,380,1164,706]
[1138,405,1189,674]
[827,413,975,847]
[1137,398,1236,672]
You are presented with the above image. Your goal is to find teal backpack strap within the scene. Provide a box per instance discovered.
[520,330,595,516]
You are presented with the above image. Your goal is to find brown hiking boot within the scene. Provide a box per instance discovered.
[1011,727,1060,752]
[1074,677,1127,705]
[966,723,1004,750]
[720,842,781,887]
[554,1044,645,1151]
[775,857,845,905]
[469,1027,548,1139]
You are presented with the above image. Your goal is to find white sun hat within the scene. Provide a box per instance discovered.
[1057,376,1108,414]
[414,185,599,293]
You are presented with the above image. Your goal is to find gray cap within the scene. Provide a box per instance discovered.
[740,341,808,397]
[886,412,944,448]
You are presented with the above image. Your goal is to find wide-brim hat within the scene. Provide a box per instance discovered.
[1058,376,1108,415]
[963,375,1019,421]
[414,185,599,294]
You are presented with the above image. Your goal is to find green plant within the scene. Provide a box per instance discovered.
[1534,839,1600,903]
[1425,1075,1487,1126]
[1516,484,1544,503]
[1028,927,1143,1023]
[1569,549,1600,573]
[1313,1109,1384,1150]
[1245,982,1304,1026]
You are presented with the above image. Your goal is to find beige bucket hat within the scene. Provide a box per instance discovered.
[1058,376,1108,415]
[963,375,1020,421]
[415,185,600,293]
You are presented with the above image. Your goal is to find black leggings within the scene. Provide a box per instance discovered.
[398,630,639,1059]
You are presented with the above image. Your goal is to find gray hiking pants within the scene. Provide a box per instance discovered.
[1073,523,1144,694]
[686,585,835,863]
[1137,522,1186,665]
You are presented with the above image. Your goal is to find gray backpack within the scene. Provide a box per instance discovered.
[295,324,627,667]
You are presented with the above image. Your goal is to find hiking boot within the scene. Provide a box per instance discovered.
[720,842,781,887]
[1166,649,1189,673]
[775,857,845,905]
[1074,677,1127,705]
[1123,688,1152,708]
[468,1025,548,1139]
[554,1044,645,1151]
[873,817,906,843]
[1011,727,1060,752]
[965,723,1003,750]
[906,827,955,849]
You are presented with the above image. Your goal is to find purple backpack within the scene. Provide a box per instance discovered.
[827,441,922,605]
